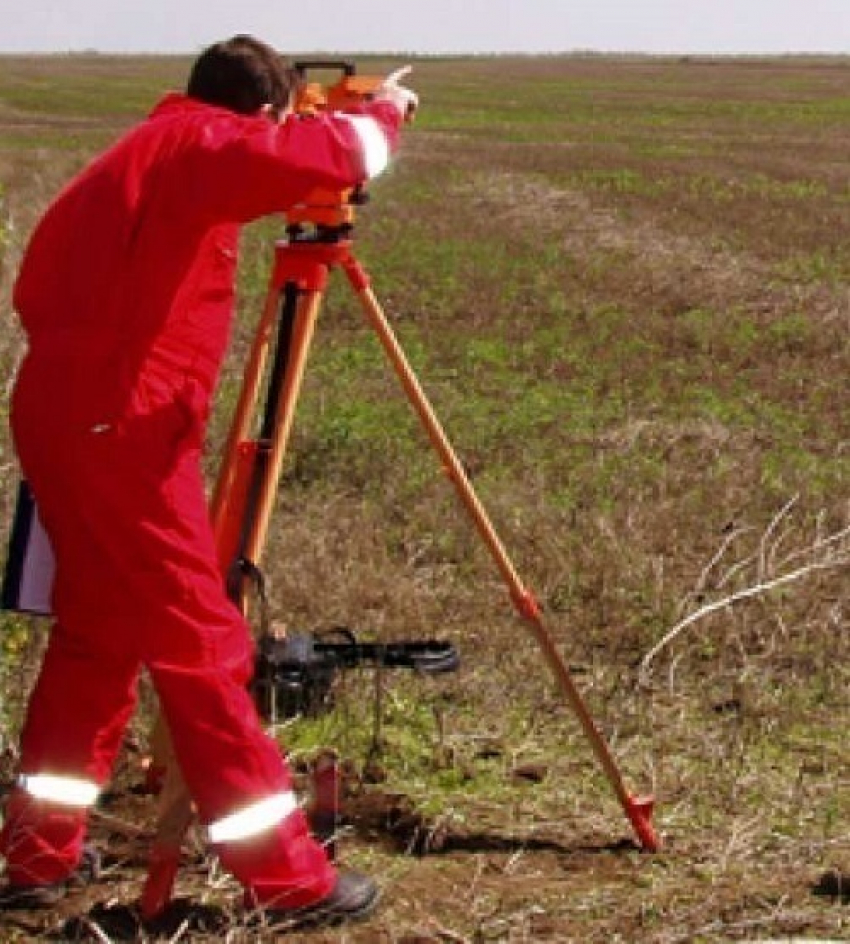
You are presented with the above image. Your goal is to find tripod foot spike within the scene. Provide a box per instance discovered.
[138,842,182,922]
[625,794,660,852]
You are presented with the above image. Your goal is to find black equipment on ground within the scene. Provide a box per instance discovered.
[252,627,459,720]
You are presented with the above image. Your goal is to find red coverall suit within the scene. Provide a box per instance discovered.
[0,92,399,906]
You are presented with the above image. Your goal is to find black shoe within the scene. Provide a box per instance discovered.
[0,844,100,909]
[260,869,379,929]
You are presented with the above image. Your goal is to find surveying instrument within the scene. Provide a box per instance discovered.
[139,61,659,921]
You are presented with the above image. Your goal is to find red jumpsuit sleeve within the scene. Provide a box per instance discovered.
[191,100,402,224]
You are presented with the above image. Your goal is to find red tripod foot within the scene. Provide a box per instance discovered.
[138,842,182,922]
[625,794,660,852]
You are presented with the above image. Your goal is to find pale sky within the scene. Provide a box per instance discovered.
[0,0,848,55]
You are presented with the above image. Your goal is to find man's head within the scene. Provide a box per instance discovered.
[187,35,297,119]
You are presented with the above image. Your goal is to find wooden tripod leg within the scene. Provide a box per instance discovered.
[344,262,659,852]
[236,286,323,570]
[141,274,288,921]
[140,273,328,918]
[210,280,288,530]
[139,724,195,920]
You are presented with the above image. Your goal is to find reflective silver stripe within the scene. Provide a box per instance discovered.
[19,773,99,806]
[338,114,391,179]
[207,791,299,844]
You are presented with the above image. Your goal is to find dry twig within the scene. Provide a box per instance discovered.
[640,505,850,682]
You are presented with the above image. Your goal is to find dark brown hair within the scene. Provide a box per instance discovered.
[187,35,296,117]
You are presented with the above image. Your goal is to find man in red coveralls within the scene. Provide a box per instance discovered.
[0,35,417,925]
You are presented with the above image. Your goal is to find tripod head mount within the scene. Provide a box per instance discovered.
[286,60,385,236]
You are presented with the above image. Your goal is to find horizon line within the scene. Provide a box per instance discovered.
[0,47,848,58]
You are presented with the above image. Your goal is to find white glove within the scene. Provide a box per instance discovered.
[375,65,419,119]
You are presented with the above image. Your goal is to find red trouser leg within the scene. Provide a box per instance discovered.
[0,790,88,887]
[0,625,138,885]
[2,356,335,903]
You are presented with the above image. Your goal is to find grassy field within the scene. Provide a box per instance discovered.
[0,53,848,942]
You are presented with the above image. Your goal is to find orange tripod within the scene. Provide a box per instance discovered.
[139,216,659,921]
